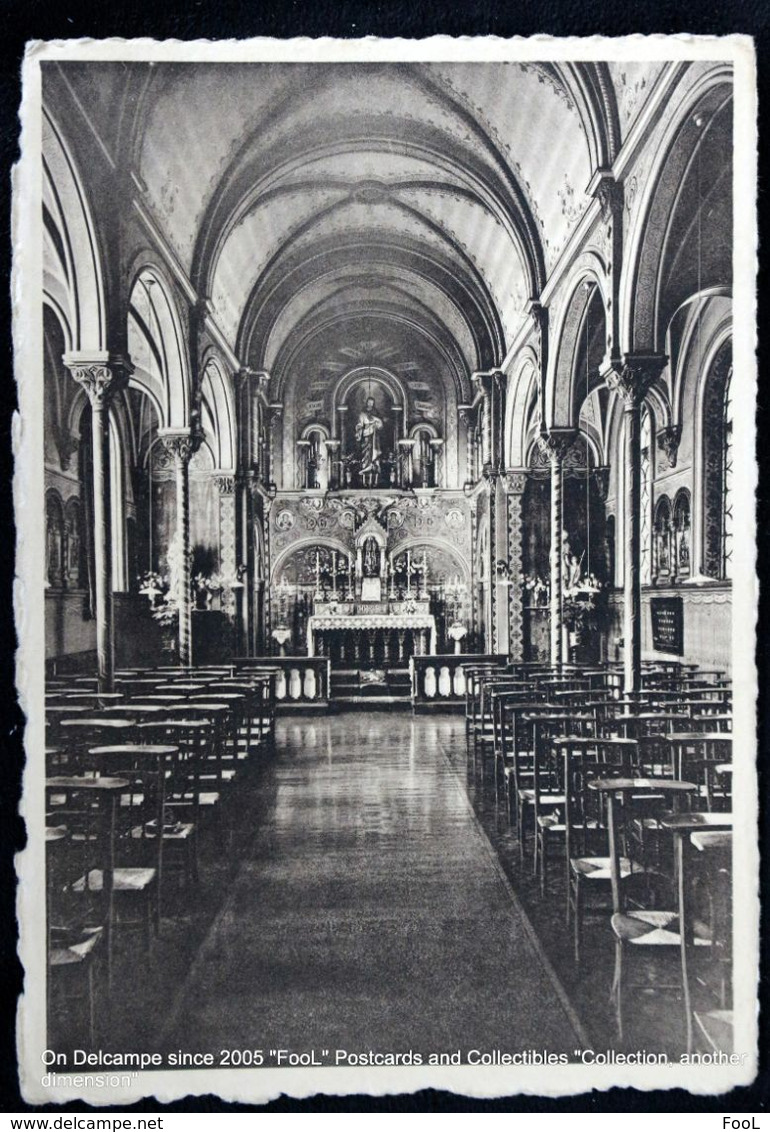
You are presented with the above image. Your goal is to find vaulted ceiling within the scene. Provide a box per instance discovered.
[51,59,667,403]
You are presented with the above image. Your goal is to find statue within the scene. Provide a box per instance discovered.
[560,531,583,593]
[355,395,383,486]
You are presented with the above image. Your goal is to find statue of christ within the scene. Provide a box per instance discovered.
[355,395,384,485]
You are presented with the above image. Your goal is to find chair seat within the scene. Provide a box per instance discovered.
[519,789,564,805]
[74,867,156,893]
[536,814,565,832]
[611,909,711,946]
[570,855,644,881]
[49,927,103,967]
[132,821,195,840]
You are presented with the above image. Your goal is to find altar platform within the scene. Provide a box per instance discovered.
[306,599,437,664]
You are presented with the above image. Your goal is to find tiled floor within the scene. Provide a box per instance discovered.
[160,712,587,1058]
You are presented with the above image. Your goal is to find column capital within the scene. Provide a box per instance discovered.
[158,427,198,465]
[536,428,577,463]
[64,353,133,407]
[214,473,236,496]
[657,424,682,469]
[605,354,667,407]
[526,299,548,331]
[590,171,624,219]
[503,469,529,495]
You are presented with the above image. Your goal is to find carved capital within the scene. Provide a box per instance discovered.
[503,470,528,495]
[592,466,610,502]
[527,300,548,336]
[214,474,236,496]
[65,355,132,408]
[657,425,682,469]
[605,355,667,407]
[158,427,197,465]
[594,175,624,219]
[536,429,577,464]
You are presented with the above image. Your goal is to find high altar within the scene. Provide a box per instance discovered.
[305,514,437,661]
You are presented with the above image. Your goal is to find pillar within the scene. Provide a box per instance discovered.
[537,430,576,669]
[504,470,528,662]
[158,428,197,666]
[215,474,237,628]
[458,405,474,486]
[65,355,131,692]
[398,438,416,488]
[605,356,667,694]
[429,437,444,488]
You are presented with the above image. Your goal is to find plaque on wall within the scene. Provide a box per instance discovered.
[650,596,684,655]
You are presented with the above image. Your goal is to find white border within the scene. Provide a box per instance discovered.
[14,34,758,1104]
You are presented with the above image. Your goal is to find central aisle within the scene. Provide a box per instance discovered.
[163,711,586,1057]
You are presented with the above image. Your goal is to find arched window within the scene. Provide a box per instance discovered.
[673,489,691,579]
[64,497,85,588]
[653,496,672,580]
[702,341,733,579]
[640,408,653,584]
[412,426,439,488]
[46,490,65,588]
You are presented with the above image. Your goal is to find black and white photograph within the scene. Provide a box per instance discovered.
[13,35,758,1104]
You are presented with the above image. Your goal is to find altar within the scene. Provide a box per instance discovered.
[307,600,437,664]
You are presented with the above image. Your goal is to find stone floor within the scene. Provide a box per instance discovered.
[160,711,586,1059]
[50,709,699,1065]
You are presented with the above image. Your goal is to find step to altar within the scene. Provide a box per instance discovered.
[330,667,411,707]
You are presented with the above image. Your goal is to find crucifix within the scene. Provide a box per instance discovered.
[417,550,429,598]
[313,550,323,598]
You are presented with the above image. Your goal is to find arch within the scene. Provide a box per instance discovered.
[127,264,191,429]
[388,534,471,582]
[42,108,107,352]
[505,346,539,468]
[622,66,734,354]
[673,487,692,578]
[200,353,237,471]
[270,536,352,581]
[547,261,609,431]
[653,494,673,578]
[45,488,66,588]
[699,338,733,579]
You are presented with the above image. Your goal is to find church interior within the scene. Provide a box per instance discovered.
[41,58,736,1065]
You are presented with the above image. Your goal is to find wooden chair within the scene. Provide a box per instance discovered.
[560,737,640,966]
[590,777,705,1039]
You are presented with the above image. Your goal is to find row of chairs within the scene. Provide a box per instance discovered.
[44,662,277,1046]
[463,659,733,1054]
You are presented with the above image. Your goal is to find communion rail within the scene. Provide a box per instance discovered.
[410,653,508,711]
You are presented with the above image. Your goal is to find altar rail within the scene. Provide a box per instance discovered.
[231,656,331,709]
[410,654,508,711]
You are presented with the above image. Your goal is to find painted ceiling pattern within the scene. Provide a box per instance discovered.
[55,59,668,428]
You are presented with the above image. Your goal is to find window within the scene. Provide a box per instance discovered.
[653,496,672,579]
[673,489,691,578]
[702,341,733,579]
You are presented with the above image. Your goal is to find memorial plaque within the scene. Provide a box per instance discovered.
[650,595,684,655]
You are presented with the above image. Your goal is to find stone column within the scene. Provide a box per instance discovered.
[296,439,311,489]
[159,428,197,666]
[215,475,237,625]
[429,438,444,488]
[65,356,131,692]
[398,438,416,488]
[458,405,473,486]
[606,356,667,694]
[324,439,341,490]
[537,430,576,669]
[503,470,528,662]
